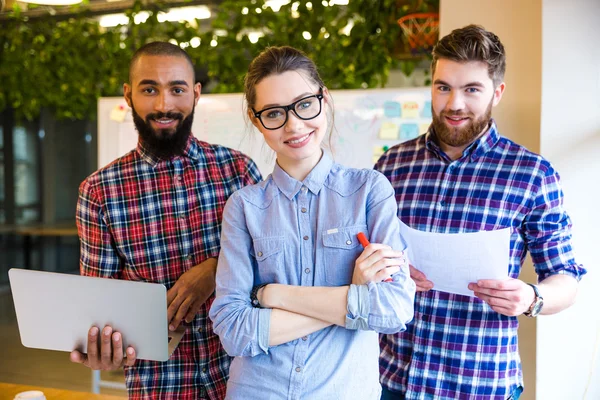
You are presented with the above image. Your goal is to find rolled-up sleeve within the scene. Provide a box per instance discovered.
[523,167,586,282]
[76,179,123,279]
[209,192,272,357]
[345,172,416,334]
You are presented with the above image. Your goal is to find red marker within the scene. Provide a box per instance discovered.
[357,232,370,248]
[356,232,392,282]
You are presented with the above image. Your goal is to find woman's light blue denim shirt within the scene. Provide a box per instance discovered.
[210,153,415,400]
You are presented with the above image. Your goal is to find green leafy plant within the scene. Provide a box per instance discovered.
[0,0,437,121]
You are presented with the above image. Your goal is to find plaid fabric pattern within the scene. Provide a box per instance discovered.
[76,136,261,400]
[376,121,586,399]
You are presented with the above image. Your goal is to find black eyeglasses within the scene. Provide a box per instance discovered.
[252,88,324,130]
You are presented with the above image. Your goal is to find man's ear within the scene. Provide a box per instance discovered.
[123,83,132,108]
[194,82,202,105]
[492,82,506,107]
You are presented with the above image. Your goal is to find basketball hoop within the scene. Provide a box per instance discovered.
[397,13,440,55]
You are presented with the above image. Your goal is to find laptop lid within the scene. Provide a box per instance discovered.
[8,268,182,362]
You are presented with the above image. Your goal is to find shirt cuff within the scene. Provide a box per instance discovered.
[345,284,371,330]
[539,266,586,282]
[257,308,272,354]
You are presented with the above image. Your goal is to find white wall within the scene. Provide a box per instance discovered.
[538,0,600,399]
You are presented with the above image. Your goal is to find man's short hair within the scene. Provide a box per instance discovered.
[129,41,196,83]
[431,25,506,86]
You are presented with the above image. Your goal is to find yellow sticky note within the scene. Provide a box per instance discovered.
[372,145,386,165]
[110,104,129,122]
[401,101,420,119]
[378,122,399,140]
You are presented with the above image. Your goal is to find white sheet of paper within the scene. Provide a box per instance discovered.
[399,221,510,297]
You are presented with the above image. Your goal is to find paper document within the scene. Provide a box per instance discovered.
[399,222,510,297]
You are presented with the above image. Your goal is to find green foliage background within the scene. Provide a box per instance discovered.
[0,0,438,121]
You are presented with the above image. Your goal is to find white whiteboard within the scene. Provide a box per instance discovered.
[98,87,432,177]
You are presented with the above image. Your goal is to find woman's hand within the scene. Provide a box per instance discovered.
[352,243,407,285]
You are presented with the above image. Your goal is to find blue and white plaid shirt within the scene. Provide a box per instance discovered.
[376,121,586,399]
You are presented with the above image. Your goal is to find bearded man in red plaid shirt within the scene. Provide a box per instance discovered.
[69,42,262,399]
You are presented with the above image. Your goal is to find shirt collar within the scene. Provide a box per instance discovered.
[137,134,201,167]
[469,120,500,161]
[271,151,334,200]
[425,119,500,162]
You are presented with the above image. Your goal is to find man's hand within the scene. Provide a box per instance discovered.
[167,258,217,331]
[469,278,535,316]
[70,325,136,370]
[409,265,434,292]
[352,243,406,285]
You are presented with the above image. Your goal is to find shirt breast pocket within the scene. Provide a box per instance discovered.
[251,236,285,283]
[321,225,366,286]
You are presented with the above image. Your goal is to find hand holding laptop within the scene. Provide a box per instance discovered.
[69,257,219,369]
[9,269,184,363]
[70,325,137,370]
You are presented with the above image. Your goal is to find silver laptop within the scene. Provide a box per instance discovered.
[8,268,184,362]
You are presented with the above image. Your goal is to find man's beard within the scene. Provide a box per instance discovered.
[431,97,493,149]
[131,103,194,160]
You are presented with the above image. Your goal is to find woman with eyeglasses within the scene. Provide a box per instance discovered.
[209,46,416,399]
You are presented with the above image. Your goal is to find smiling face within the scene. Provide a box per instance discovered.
[250,70,329,176]
[431,58,505,159]
[123,54,201,159]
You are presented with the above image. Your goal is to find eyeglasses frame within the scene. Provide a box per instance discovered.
[252,87,324,130]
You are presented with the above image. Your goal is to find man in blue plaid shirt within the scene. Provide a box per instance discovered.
[376,25,586,400]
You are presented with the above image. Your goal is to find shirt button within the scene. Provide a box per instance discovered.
[305,268,310,274]
[177,176,183,182]
[303,236,309,241]
[202,368,207,373]
[295,367,301,372]
[301,207,307,213]
[440,200,446,206]
[301,336,308,341]
[183,254,191,260]
[198,327,203,332]
[346,240,352,245]
[257,251,263,257]
[301,186,307,192]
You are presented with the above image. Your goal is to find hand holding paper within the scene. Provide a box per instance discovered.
[399,222,510,297]
[409,264,434,292]
[468,278,535,316]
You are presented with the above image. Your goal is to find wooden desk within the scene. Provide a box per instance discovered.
[10,224,79,270]
[14,226,78,237]
[0,224,17,235]
[0,224,77,236]
[0,382,125,399]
